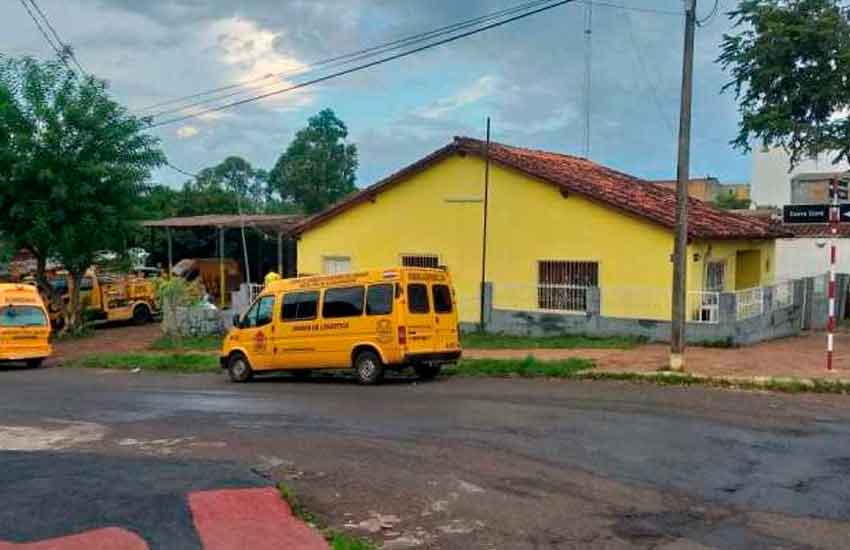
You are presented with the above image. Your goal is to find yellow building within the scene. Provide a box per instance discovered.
[293,138,783,324]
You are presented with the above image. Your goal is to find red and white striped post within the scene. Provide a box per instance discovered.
[828,177,839,371]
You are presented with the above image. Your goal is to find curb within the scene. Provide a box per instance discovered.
[577,370,850,394]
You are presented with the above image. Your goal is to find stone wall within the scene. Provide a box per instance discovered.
[170,306,226,337]
[475,276,841,346]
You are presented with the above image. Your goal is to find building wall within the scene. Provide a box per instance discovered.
[751,146,849,207]
[686,239,775,292]
[776,238,850,280]
[298,153,776,323]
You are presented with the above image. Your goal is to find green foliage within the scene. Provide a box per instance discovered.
[0,56,165,331]
[69,352,219,372]
[713,192,752,210]
[445,356,595,378]
[270,109,358,213]
[719,0,850,166]
[461,332,645,349]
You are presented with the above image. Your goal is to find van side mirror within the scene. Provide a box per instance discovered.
[232,314,241,328]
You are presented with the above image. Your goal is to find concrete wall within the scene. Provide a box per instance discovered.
[479,276,844,346]
[776,238,850,280]
[751,146,849,208]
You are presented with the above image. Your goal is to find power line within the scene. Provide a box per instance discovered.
[584,1,682,16]
[148,0,576,128]
[25,0,86,74]
[137,0,557,117]
[165,161,200,179]
[17,0,64,63]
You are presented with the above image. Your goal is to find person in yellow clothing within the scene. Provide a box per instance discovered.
[263,272,281,286]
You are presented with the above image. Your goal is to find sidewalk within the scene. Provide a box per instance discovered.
[464,330,850,381]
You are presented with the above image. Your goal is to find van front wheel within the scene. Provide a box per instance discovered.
[227,353,254,383]
[354,350,384,385]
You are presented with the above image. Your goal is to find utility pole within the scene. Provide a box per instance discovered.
[670,0,697,372]
[582,0,593,157]
[480,117,492,331]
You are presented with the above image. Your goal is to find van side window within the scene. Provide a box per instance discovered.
[407,284,430,314]
[322,286,365,318]
[244,295,275,327]
[432,284,453,313]
[366,284,393,316]
[281,291,319,321]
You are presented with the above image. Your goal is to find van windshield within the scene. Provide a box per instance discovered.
[0,306,48,327]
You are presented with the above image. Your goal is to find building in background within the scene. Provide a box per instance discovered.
[751,146,849,207]
[652,177,750,204]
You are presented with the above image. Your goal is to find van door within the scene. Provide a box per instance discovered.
[365,283,398,362]
[277,290,320,368]
[319,286,366,367]
[431,283,459,351]
[235,295,276,370]
[404,282,435,355]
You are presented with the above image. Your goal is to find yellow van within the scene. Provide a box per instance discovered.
[0,283,52,368]
[221,267,462,384]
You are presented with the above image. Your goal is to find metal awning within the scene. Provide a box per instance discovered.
[141,214,303,233]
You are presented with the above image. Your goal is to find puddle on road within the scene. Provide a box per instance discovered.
[0,420,106,451]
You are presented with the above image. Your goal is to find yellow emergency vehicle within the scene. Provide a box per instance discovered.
[0,283,52,368]
[221,267,462,384]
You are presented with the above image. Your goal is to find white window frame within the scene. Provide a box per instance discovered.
[322,256,352,274]
[705,260,726,292]
[537,260,599,312]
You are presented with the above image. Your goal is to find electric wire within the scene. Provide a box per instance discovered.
[25,0,86,74]
[137,0,557,117]
[147,0,576,128]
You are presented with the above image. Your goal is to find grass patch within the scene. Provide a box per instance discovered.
[277,483,376,550]
[579,371,850,394]
[461,332,645,350]
[150,334,223,352]
[69,352,219,373]
[446,356,595,378]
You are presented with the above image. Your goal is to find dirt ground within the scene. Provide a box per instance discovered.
[49,323,850,380]
[465,331,850,380]
[49,323,161,365]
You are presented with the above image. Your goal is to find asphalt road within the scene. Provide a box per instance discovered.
[1,366,850,549]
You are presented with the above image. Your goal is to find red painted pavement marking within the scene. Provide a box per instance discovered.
[189,487,329,550]
[0,527,148,550]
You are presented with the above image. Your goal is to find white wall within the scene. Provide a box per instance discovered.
[776,238,850,280]
[751,147,849,207]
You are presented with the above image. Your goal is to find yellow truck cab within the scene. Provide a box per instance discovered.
[0,283,52,368]
[221,267,462,384]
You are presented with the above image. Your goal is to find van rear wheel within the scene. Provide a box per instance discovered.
[132,304,152,325]
[414,364,441,380]
[227,353,254,383]
[354,350,384,385]
[26,358,44,369]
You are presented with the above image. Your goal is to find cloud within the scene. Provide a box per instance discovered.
[176,125,199,139]
[418,75,500,119]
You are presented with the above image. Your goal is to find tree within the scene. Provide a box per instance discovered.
[719,0,850,167]
[270,108,358,213]
[714,191,752,210]
[0,57,165,332]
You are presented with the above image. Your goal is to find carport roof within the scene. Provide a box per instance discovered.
[142,214,303,233]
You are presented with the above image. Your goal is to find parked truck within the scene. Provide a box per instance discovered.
[49,270,159,326]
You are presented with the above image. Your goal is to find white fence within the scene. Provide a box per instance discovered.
[736,287,764,320]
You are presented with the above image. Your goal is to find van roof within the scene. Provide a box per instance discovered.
[264,266,449,293]
[0,283,39,293]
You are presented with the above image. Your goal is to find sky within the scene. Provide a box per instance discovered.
[1,0,752,189]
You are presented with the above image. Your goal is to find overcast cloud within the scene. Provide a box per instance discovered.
[1,0,749,188]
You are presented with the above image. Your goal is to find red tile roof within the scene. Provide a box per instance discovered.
[782,223,850,238]
[294,137,788,240]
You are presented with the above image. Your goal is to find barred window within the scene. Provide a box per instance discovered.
[400,254,440,268]
[538,261,598,311]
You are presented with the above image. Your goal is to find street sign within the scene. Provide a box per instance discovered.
[783,204,850,224]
